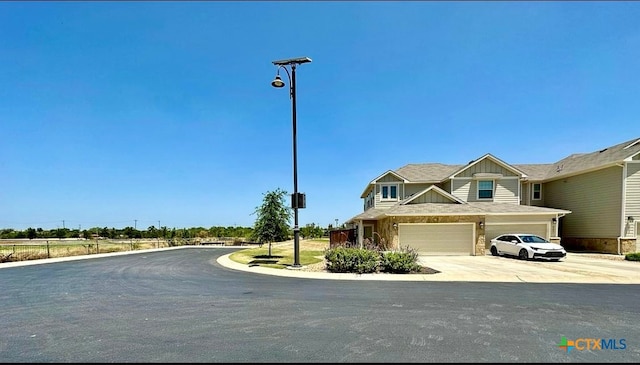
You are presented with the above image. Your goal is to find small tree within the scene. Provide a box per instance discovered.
[251,188,292,257]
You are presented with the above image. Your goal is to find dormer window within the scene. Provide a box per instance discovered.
[477,180,494,200]
[381,184,398,201]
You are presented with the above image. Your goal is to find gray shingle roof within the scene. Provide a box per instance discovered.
[386,201,570,216]
[346,208,388,222]
[394,163,462,182]
[391,137,640,183]
[512,164,555,181]
[541,137,640,181]
[466,202,571,214]
[347,202,571,222]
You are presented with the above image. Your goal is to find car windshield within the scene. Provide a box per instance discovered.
[520,235,547,243]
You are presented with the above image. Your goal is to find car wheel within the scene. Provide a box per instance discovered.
[490,246,498,256]
[518,249,529,260]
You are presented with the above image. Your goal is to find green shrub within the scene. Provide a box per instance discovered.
[380,246,422,273]
[625,252,640,261]
[324,247,381,274]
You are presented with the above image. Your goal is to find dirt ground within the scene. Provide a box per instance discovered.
[271,238,329,250]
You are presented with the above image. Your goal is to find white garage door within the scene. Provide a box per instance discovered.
[485,224,548,249]
[398,223,474,256]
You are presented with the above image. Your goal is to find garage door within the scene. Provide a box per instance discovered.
[398,223,474,256]
[485,224,548,249]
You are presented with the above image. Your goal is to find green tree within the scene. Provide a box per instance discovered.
[55,228,66,239]
[251,188,291,257]
[301,223,324,239]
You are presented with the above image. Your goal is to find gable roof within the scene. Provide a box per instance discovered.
[360,170,409,198]
[369,170,408,184]
[401,185,466,205]
[393,153,529,184]
[448,153,528,179]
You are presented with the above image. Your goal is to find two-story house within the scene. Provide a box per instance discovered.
[346,137,640,256]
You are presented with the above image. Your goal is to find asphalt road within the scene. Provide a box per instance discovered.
[1,247,639,362]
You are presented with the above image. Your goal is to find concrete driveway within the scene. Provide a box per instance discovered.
[416,253,640,284]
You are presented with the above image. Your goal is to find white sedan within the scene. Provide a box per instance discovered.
[489,233,567,261]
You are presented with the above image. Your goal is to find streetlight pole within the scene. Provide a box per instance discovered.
[271,56,312,268]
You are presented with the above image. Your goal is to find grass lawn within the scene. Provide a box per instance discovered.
[228,238,329,269]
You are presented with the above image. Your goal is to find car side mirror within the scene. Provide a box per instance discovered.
[511,240,518,244]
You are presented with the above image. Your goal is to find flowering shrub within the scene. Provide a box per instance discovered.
[324,247,380,274]
[380,246,422,273]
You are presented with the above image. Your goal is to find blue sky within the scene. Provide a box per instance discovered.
[1,1,640,231]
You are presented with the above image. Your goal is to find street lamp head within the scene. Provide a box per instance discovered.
[272,56,312,66]
[271,74,285,88]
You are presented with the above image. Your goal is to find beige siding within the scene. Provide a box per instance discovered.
[451,177,518,203]
[412,190,456,203]
[378,174,403,183]
[625,162,640,237]
[404,183,432,198]
[443,180,452,193]
[520,183,529,205]
[522,182,546,207]
[455,159,519,178]
[374,183,402,209]
[451,178,472,201]
[545,166,622,238]
[495,177,519,204]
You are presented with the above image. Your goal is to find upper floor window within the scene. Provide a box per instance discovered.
[477,180,494,199]
[532,183,542,200]
[381,184,398,201]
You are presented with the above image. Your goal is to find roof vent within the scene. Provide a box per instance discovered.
[599,148,608,153]
[556,164,563,172]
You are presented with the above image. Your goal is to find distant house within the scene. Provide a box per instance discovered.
[346,137,640,255]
